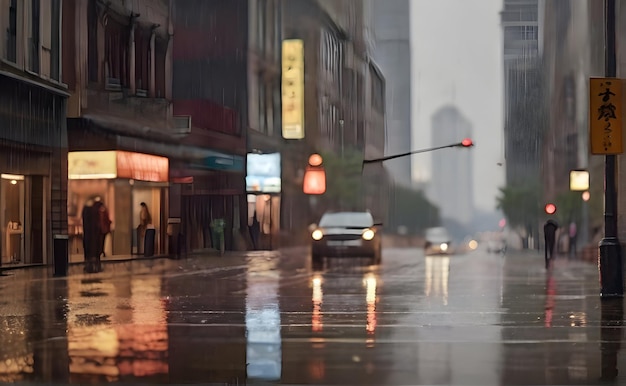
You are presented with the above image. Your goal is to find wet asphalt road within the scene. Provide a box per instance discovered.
[0,246,623,385]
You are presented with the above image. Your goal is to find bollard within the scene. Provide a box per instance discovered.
[144,228,156,257]
[210,218,225,255]
[167,218,182,259]
[53,235,69,277]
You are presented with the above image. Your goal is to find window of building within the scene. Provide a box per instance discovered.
[49,0,61,81]
[26,0,40,73]
[38,0,60,80]
[0,0,19,63]
[257,0,267,52]
[0,0,60,80]
[258,80,266,132]
[87,0,99,83]
[502,5,538,23]
[155,36,167,98]
[370,66,384,113]
[104,15,129,90]
[135,26,150,96]
[272,81,280,136]
[504,25,538,41]
[273,1,281,64]
[265,81,274,136]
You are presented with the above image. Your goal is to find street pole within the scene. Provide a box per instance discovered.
[599,0,623,298]
[340,119,345,159]
[363,140,472,165]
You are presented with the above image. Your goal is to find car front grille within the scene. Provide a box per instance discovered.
[324,234,362,241]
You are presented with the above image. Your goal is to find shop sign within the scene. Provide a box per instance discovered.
[69,151,168,182]
[116,151,169,182]
[589,77,623,154]
[282,39,305,139]
[246,153,281,193]
[68,151,117,180]
[569,169,589,191]
[204,155,245,172]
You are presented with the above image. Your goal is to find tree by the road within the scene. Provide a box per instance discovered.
[496,183,541,248]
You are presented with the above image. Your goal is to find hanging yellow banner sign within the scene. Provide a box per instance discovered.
[282,39,305,139]
[589,77,623,154]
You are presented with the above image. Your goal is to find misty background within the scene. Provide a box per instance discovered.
[371,0,505,240]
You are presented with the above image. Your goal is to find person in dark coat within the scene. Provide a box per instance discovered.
[544,219,559,269]
[93,198,111,259]
[81,198,100,273]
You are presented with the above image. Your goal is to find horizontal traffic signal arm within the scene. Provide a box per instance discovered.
[363,139,474,165]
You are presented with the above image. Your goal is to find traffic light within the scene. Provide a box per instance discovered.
[545,203,557,215]
[461,138,474,147]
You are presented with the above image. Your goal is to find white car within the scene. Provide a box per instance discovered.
[424,227,452,255]
[311,211,383,266]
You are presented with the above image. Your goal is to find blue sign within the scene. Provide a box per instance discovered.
[204,155,245,172]
[246,153,281,193]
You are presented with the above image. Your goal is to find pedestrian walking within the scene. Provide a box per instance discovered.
[544,219,559,269]
[93,198,111,259]
[568,221,577,258]
[249,211,260,250]
[82,197,103,273]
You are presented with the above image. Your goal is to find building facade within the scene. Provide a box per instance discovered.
[540,1,604,245]
[0,0,67,266]
[278,0,388,244]
[171,0,249,252]
[246,0,284,250]
[63,0,176,260]
[368,0,411,187]
[501,0,542,188]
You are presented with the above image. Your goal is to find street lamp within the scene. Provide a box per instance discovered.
[598,0,623,298]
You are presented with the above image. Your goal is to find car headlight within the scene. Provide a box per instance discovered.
[312,229,324,240]
[440,243,449,252]
[362,229,375,241]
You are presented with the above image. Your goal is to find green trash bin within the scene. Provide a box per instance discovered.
[210,218,225,255]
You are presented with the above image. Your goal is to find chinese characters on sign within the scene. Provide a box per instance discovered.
[589,78,623,154]
[282,39,305,139]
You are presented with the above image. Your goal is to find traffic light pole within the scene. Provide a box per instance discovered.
[363,140,472,164]
[599,0,623,298]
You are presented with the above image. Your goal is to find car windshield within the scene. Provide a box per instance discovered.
[319,212,373,228]
[426,227,450,241]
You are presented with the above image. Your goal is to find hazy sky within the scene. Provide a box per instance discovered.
[410,0,505,212]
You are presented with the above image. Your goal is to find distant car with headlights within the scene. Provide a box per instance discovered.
[311,211,382,266]
[424,227,452,255]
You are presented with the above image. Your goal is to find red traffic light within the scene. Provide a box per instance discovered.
[461,138,474,147]
[545,203,557,215]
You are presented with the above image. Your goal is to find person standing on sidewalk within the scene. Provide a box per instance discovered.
[568,221,577,258]
[544,219,559,269]
[82,197,102,273]
[137,202,152,254]
[94,198,111,259]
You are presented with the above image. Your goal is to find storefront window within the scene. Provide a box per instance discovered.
[68,151,169,260]
[1,174,24,264]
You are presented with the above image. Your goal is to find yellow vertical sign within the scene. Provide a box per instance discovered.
[282,39,305,139]
[589,77,623,154]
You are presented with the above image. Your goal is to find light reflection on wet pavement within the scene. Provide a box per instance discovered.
[0,247,623,385]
